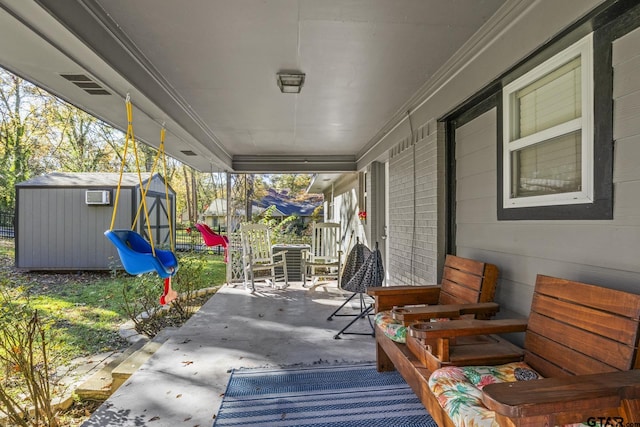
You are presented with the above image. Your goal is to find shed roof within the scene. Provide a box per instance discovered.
[16,172,158,188]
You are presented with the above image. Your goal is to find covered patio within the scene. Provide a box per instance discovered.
[82,281,376,426]
[2,0,640,425]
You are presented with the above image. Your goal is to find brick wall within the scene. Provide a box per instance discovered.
[388,122,440,285]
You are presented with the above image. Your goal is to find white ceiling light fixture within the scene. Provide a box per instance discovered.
[277,72,305,94]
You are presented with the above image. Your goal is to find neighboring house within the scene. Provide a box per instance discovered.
[201,198,228,230]
[201,197,266,230]
[256,189,322,225]
[203,190,323,230]
[308,173,363,256]
[312,1,640,333]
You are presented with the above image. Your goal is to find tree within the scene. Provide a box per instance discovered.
[0,71,52,209]
[181,165,200,224]
[268,174,312,198]
[46,102,119,172]
[0,68,132,211]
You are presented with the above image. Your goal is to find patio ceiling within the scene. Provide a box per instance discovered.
[0,0,505,176]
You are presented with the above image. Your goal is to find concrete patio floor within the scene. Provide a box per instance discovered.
[82,281,377,427]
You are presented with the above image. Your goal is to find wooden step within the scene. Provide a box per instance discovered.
[110,327,177,391]
[75,338,149,401]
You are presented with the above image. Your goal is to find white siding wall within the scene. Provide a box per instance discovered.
[454,27,640,317]
[323,174,363,254]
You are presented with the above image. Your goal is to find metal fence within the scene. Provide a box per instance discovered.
[0,210,14,239]
[0,209,225,251]
[175,227,226,254]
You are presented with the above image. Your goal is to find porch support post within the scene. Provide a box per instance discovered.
[226,172,231,285]
[368,161,387,279]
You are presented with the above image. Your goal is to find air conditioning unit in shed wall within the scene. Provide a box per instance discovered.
[85,190,111,205]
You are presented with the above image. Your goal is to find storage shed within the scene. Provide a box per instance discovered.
[15,172,176,271]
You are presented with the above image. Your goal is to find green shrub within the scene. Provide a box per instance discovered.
[120,252,215,337]
[256,206,311,245]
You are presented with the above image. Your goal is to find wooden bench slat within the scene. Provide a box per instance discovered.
[444,254,486,276]
[527,312,636,371]
[478,264,499,302]
[524,332,620,376]
[535,275,640,319]
[442,268,483,291]
[438,292,461,306]
[532,293,639,346]
[439,289,477,305]
[440,279,483,303]
[523,351,573,378]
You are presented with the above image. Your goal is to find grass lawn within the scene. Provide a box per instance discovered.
[0,239,227,362]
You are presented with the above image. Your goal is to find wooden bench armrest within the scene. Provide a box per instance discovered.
[367,285,441,297]
[482,370,640,422]
[409,318,528,339]
[367,285,441,312]
[393,302,500,324]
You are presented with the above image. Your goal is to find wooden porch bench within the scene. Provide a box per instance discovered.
[389,275,640,426]
[368,255,501,373]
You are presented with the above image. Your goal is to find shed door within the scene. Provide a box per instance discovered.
[140,191,175,248]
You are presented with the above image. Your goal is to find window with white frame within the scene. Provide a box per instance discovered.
[502,34,593,209]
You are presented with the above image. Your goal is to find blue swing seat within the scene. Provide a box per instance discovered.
[105,230,178,279]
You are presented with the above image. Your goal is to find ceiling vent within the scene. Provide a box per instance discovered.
[60,73,111,95]
[60,74,92,82]
[181,150,197,156]
[84,89,111,95]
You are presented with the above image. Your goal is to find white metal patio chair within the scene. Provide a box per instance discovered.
[301,222,342,287]
[240,223,288,291]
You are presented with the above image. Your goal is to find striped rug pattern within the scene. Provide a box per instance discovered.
[213,363,437,427]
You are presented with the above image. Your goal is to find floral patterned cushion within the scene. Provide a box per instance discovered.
[374,311,407,343]
[429,362,541,427]
[428,362,587,427]
[374,311,451,344]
